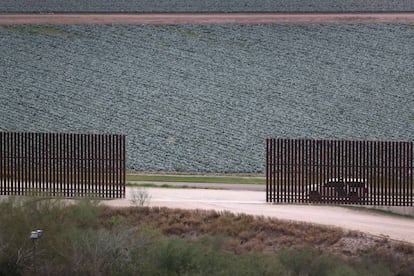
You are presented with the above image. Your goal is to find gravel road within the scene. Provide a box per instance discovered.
[1,12,414,25]
[104,187,414,244]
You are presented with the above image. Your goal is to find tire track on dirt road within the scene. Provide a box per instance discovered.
[1,12,414,25]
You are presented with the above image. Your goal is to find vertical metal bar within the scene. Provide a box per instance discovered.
[281,139,286,203]
[46,132,50,196]
[5,132,8,195]
[350,140,354,203]
[114,135,117,198]
[88,134,92,198]
[104,134,107,198]
[274,138,277,203]
[293,139,297,203]
[336,140,341,204]
[42,132,46,195]
[401,142,406,205]
[97,134,100,197]
[67,132,71,197]
[277,139,280,203]
[266,139,269,202]
[56,133,60,197]
[63,132,66,197]
[289,139,294,203]
[63,133,67,197]
[75,134,81,196]
[410,142,413,207]
[397,142,402,206]
[285,139,290,203]
[29,133,33,195]
[99,134,103,197]
[71,133,75,197]
[9,132,13,195]
[102,134,105,198]
[5,131,7,195]
[1,132,4,194]
[111,135,115,198]
[304,139,309,203]
[109,134,112,198]
[51,133,55,196]
[288,139,292,203]
[388,141,393,206]
[111,134,114,198]
[301,139,305,203]
[75,133,79,196]
[0,132,3,195]
[9,132,12,195]
[16,132,20,195]
[39,132,43,195]
[83,134,87,198]
[21,132,24,195]
[385,141,390,206]
[320,140,324,204]
[368,141,375,205]
[369,140,374,205]
[405,142,410,206]
[10,132,14,195]
[14,133,18,195]
[60,133,64,197]
[107,134,111,198]
[392,142,396,206]
[115,135,118,198]
[85,134,89,197]
[122,135,126,197]
[391,142,395,206]
[24,132,30,194]
[381,141,386,206]
[94,134,98,197]
[374,141,379,206]
[70,133,74,197]
[14,132,18,195]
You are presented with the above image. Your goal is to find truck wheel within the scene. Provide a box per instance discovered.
[309,191,321,203]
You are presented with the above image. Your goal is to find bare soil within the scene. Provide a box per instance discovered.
[1,12,414,25]
[105,187,414,244]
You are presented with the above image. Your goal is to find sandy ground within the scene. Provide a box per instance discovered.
[104,187,414,244]
[128,181,265,191]
[1,12,414,25]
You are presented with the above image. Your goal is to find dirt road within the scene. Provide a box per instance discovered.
[1,12,414,25]
[104,187,414,244]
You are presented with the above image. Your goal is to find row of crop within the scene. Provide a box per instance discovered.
[1,24,413,172]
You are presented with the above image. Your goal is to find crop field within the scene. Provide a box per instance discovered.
[1,0,414,12]
[0,24,413,173]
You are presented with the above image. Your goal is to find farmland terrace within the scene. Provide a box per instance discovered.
[0,0,414,12]
[1,23,413,173]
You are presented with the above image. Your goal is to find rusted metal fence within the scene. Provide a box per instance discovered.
[0,132,125,198]
[266,138,413,206]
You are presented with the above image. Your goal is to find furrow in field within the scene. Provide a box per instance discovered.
[1,24,413,172]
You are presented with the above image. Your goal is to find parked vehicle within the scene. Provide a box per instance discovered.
[307,178,368,203]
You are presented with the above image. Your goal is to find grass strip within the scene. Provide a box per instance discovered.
[126,182,207,189]
[126,174,265,185]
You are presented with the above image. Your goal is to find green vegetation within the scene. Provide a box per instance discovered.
[0,197,412,275]
[126,174,265,184]
[127,182,194,189]
[2,25,71,36]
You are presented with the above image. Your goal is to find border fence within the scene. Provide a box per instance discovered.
[266,138,413,206]
[0,132,125,198]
